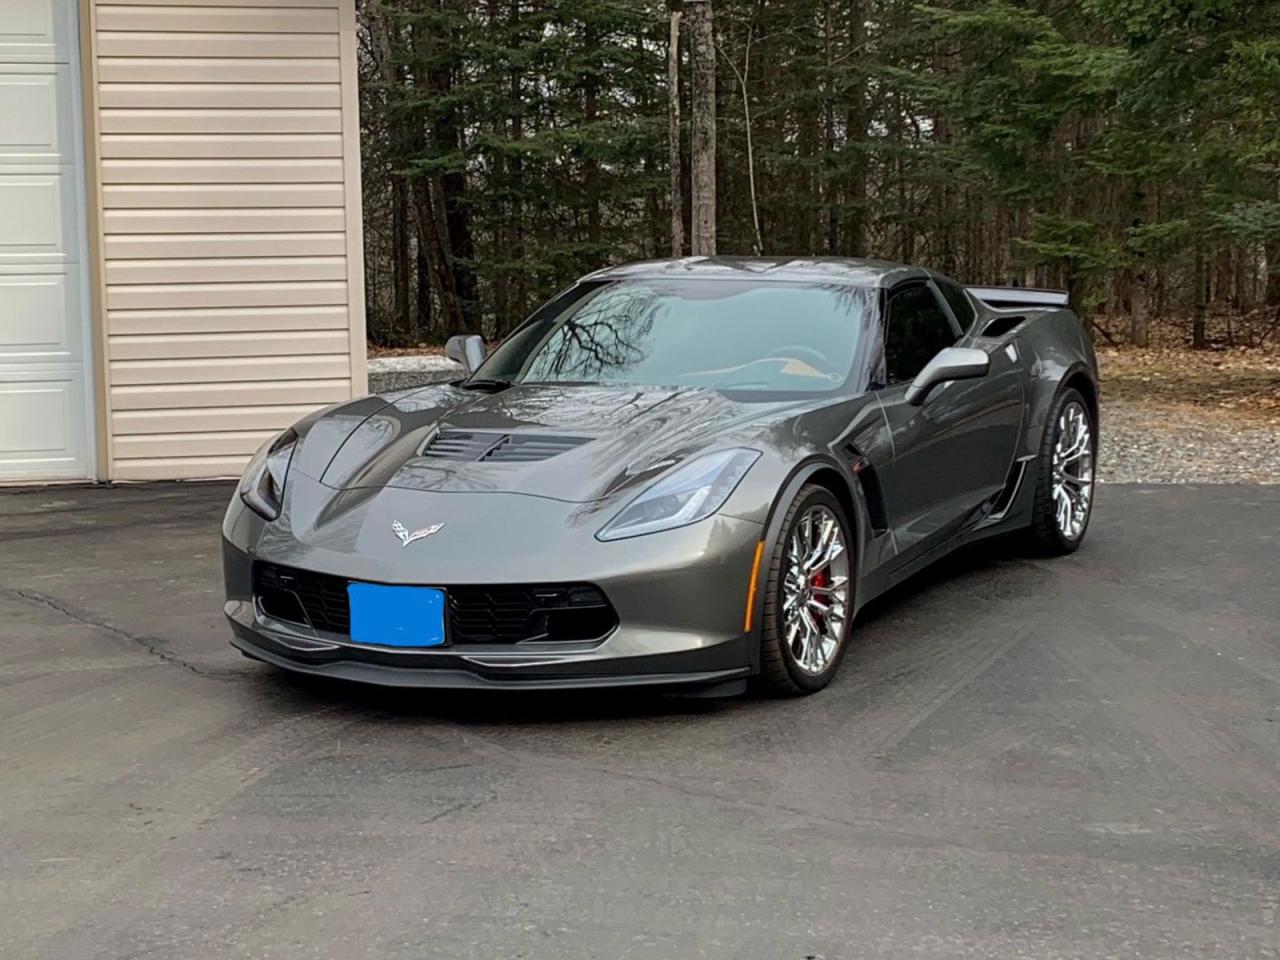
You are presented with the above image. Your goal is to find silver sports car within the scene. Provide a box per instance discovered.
[223,258,1098,695]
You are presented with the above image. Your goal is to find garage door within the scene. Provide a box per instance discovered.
[0,0,93,481]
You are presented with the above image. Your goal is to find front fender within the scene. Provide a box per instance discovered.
[730,455,872,674]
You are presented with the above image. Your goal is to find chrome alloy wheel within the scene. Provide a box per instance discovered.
[782,505,850,675]
[1052,401,1095,541]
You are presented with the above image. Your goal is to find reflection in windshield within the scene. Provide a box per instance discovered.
[524,285,658,383]
[479,279,871,395]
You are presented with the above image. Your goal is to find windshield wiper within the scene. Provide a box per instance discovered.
[458,377,513,393]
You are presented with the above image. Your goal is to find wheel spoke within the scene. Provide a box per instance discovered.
[1058,432,1089,463]
[802,516,834,571]
[777,504,852,677]
[811,575,848,597]
[1055,487,1071,529]
[787,534,804,570]
[1050,400,1094,541]
[809,538,845,574]
[787,619,805,665]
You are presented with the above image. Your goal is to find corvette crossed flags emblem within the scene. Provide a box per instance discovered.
[392,520,445,548]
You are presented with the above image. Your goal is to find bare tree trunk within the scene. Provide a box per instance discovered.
[509,8,526,327]
[1193,247,1208,349]
[439,165,478,334]
[415,233,432,336]
[823,0,837,254]
[638,31,663,260]
[843,0,866,257]
[413,176,458,331]
[419,4,477,335]
[1234,242,1250,314]
[392,180,410,340]
[1127,184,1151,346]
[937,115,956,277]
[371,9,408,342]
[687,0,716,256]
[583,20,602,251]
[720,28,761,255]
[486,0,507,336]
[667,7,685,258]
[1130,271,1149,347]
[1265,238,1280,309]
[1213,247,1233,308]
[891,90,912,262]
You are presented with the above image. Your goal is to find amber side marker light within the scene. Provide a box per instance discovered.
[743,540,766,632]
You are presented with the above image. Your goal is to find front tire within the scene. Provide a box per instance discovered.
[759,485,854,696]
[1024,387,1097,555]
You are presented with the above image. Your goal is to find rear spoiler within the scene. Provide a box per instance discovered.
[966,286,1069,309]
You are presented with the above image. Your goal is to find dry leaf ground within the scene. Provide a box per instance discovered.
[1098,346,1280,482]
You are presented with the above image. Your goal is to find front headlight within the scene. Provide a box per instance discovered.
[239,429,298,521]
[596,448,760,541]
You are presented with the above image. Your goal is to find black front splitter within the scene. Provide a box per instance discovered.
[229,630,750,693]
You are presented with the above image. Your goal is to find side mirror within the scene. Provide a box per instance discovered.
[445,334,486,376]
[905,347,990,406]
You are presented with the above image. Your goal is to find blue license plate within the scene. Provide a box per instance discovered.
[347,583,446,647]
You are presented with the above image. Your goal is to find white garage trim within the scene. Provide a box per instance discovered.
[338,0,368,403]
[0,0,98,481]
[79,0,111,480]
[70,0,102,480]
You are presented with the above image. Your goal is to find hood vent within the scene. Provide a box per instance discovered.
[418,431,500,462]
[482,434,591,462]
[419,430,590,464]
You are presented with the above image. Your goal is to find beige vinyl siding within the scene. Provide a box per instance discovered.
[83,0,366,481]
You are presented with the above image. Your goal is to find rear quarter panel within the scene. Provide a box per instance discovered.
[1012,308,1097,455]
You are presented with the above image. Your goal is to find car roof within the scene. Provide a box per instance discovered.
[581,256,930,289]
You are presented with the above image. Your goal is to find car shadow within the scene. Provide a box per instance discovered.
[851,533,1029,631]
[247,667,737,724]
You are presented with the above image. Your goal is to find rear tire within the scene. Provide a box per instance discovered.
[759,484,854,696]
[1023,387,1096,556]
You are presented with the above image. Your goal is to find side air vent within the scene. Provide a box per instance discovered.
[844,443,889,537]
[980,314,1026,339]
[419,430,590,463]
[481,434,591,462]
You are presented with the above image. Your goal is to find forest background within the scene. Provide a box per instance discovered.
[356,0,1280,423]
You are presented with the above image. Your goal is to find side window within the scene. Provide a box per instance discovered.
[936,278,976,330]
[885,285,958,384]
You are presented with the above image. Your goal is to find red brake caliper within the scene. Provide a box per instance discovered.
[810,568,828,626]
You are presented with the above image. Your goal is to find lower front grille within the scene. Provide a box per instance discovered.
[252,562,618,646]
[255,562,349,633]
[447,584,616,644]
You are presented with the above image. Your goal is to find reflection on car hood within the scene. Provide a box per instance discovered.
[316,382,800,503]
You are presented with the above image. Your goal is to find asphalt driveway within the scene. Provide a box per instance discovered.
[1,482,1277,959]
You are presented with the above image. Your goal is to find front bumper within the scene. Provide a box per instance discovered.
[226,600,750,691]
[222,483,764,690]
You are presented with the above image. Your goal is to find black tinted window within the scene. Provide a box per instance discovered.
[885,285,957,383]
[936,278,976,329]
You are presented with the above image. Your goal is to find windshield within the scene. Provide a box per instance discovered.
[475,279,871,395]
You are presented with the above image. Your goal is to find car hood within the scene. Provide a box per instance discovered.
[309,382,801,503]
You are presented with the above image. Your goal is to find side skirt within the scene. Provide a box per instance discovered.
[854,458,1041,611]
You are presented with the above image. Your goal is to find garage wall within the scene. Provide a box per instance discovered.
[82,0,366,480]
